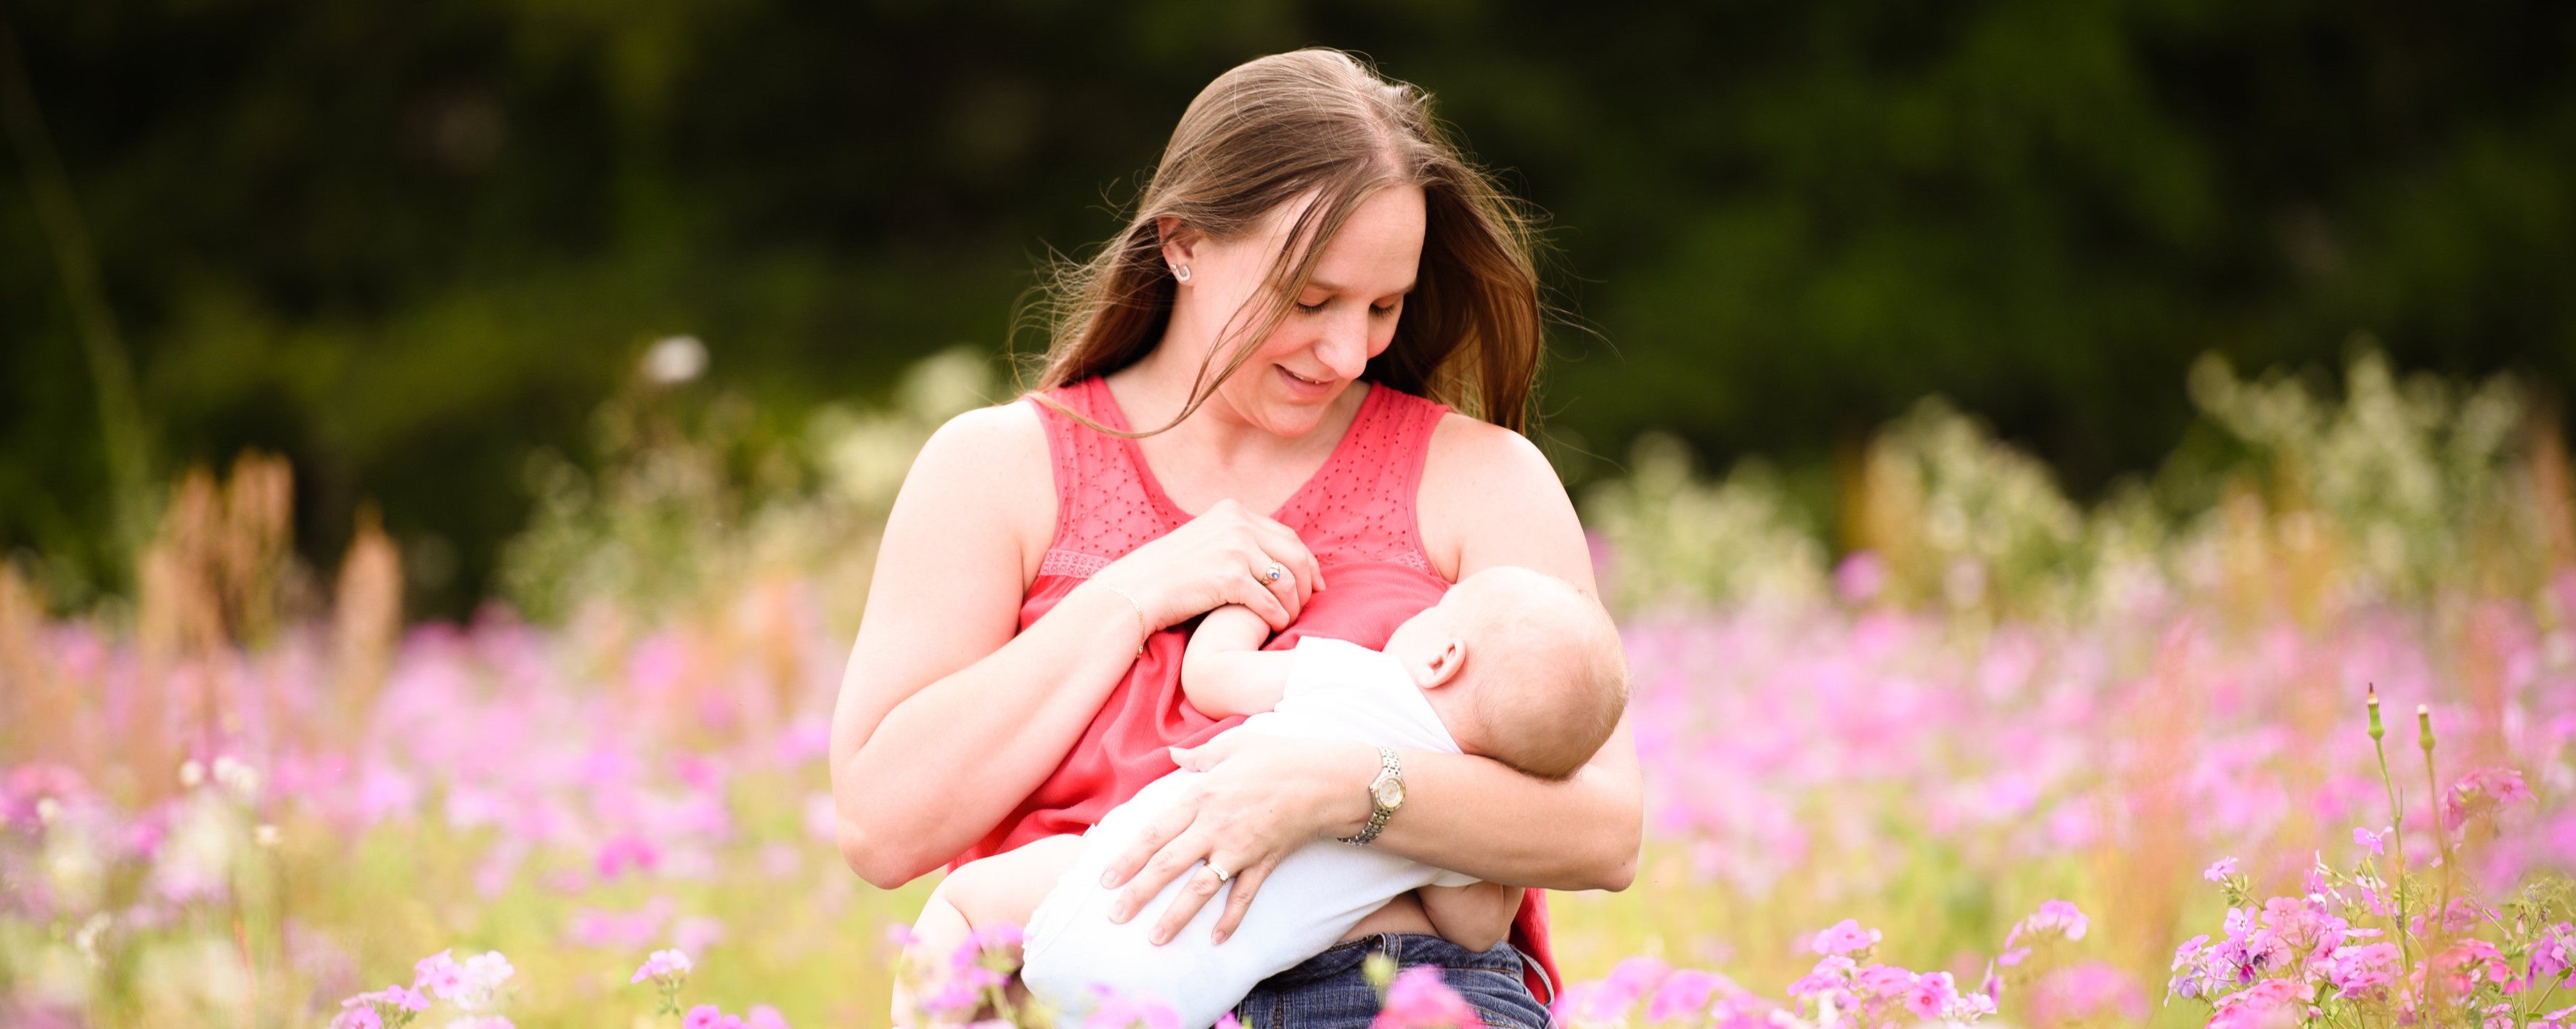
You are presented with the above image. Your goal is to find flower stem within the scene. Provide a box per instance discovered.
[2368,685,2414,977]
[2418,704,2456,1019]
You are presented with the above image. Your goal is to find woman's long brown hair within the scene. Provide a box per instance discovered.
[1024,49,1545,434]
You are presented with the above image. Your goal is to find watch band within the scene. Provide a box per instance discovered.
[1338,746,1402,846]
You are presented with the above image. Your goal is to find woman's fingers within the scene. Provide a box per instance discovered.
[1100,792,1197,896]
[1247,517,1322,599]
[1148,853,1233,946]
[1208,854,1279,944]
[1113,827,1209,926]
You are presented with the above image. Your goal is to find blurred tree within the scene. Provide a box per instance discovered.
[4,0,2571,616]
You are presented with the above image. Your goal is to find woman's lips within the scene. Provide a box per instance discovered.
[1275,364,1335,399]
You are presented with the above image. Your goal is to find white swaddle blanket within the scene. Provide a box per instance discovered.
[1017,638,1477,1029]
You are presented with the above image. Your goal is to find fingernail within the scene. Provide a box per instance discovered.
[1213,930,1229,945]
[1153,928,1171,946]
[1101,869,1119,887]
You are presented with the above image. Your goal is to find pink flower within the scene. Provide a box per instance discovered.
[746,1004,790,1029]
[596,833,660,879]
[1216,1016,1242,1029]
[1811,919,1881,956]
[2326,942,2400,999]
[1374,967,1484,1029]
[1601,956,1670,1009]
[2204,858,2238,882]
[1789,955,1857,998]
[340,985,430,1013]
[2027,964,2146,1025]
[2444,767,2535,827]
[1905,972,1958,1022]
[684,1005,724,1029]
[2207,977,2304,1029]
[970,923,1026,952]
[1084,986,1182,1029]
[1646,969,1732,1022]
[2352,826,2387,856]
[412,950,465,999]
[632,948,692,984]
[1835,552,1887,603]
[331,1009,382,1029]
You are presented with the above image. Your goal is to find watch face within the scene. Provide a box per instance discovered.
[1373,776,1405,810]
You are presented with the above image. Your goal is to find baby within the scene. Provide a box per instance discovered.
[897,565,1627,1029]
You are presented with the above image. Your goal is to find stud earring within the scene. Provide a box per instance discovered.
[1172,264,1192,283]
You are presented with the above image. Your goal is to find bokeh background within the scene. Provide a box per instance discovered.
[7,4,2576,1028]
[9,0,2575,616]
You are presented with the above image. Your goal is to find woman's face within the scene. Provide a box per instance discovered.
[1164,184,1426,439]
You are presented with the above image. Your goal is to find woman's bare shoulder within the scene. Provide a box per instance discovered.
[898,400,1058,575]
[1416,412,1593,588]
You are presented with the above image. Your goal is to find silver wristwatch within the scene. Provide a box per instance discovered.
[1338,746,1404,846]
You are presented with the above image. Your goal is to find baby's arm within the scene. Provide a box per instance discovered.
[1179,604,1296,718]
[1418,881,1524,954]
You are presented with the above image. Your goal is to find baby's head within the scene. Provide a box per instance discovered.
[1384,567,1627,780]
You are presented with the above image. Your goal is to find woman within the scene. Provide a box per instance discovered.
[829,49,1641,1027]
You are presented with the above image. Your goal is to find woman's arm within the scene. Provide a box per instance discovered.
[1100,418,1643,942]
[1378,415,1643,889]
[830,405,1140,887]
[832,404,1330,888]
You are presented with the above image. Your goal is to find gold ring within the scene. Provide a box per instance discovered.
[1262,562,1285,584]
[1206,861,1233,884]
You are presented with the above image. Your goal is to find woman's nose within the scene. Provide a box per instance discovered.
[1315,311,1371,380]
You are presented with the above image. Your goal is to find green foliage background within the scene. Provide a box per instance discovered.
[6,0,2574,617]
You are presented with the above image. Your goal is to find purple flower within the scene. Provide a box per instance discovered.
[2203,858,2238,882]
[2352,826,2387,856]
[2532,922,2575,983]
[2326,943,2400,999]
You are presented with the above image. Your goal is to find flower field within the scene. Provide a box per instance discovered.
[4,352,2573,1028]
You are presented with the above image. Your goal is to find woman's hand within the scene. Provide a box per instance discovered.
[1097,734,1380,945]
[1096,499,1325,632]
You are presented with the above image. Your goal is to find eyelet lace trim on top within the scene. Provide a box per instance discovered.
[1028,377,1446,579]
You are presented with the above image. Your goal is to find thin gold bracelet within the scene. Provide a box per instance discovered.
[1097,582,1151,654]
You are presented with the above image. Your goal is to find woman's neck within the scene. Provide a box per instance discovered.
[1108,342,1366,512]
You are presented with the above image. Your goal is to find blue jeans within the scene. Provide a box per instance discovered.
[1232,933,1552,1029]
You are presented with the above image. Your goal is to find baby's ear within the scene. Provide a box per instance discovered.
[1412,637,1467,690]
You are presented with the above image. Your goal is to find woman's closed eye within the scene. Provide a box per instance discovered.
[1293,298,1402,315]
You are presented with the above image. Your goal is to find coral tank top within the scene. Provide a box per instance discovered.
[952,376,1558,1001]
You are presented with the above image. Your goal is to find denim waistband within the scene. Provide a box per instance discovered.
[1259,932,1529,987]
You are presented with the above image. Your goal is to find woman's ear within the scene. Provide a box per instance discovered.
[1156,216,1201,274]
[1410,637,1467,690]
